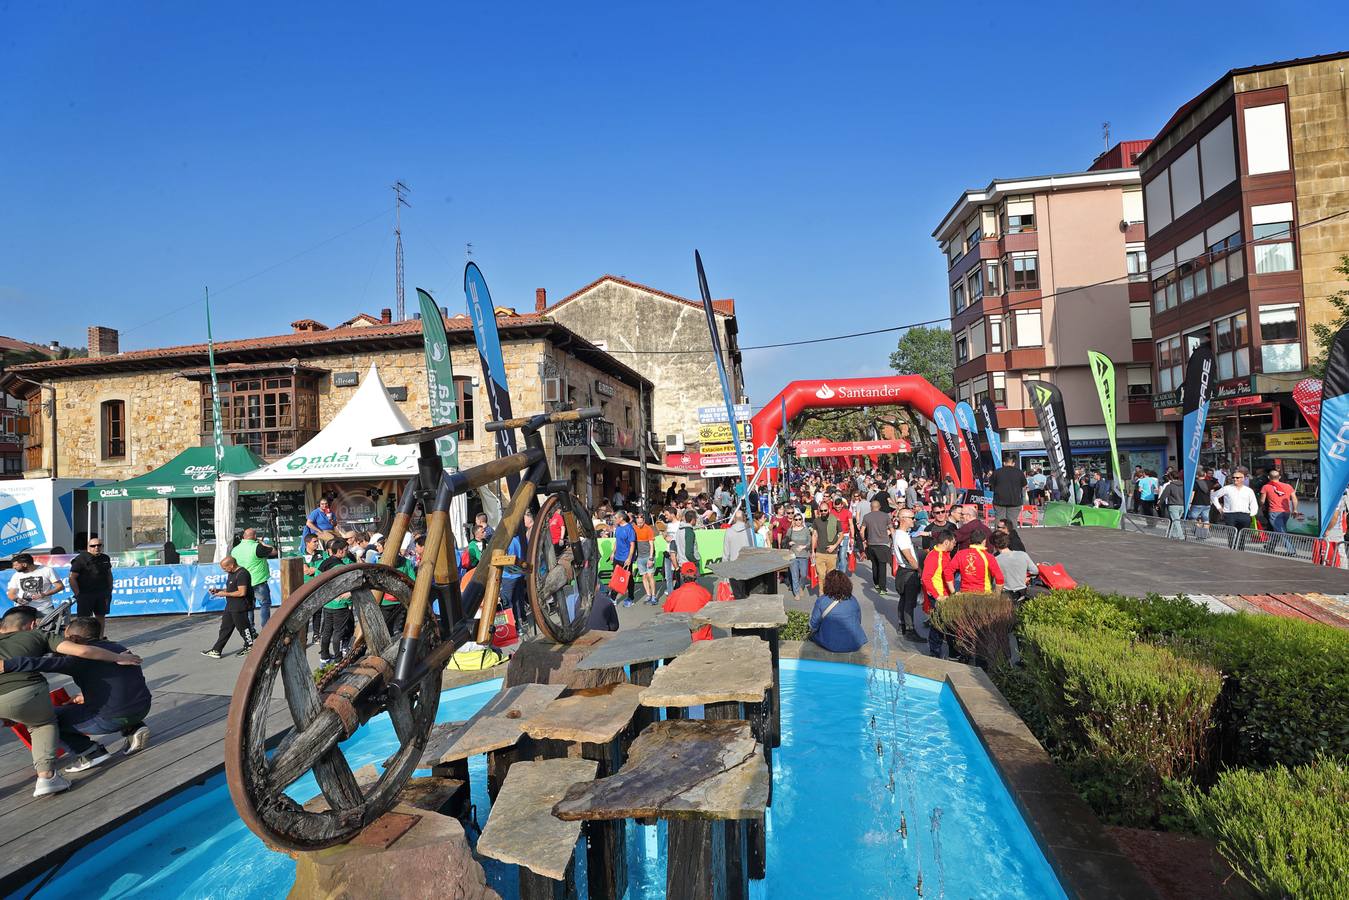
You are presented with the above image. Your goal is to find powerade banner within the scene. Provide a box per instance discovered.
[954,401,986,475]
[1024,380,1074,495]
[1180,346,1214,511]
[694,251,752,505]
[1087,350,1124,500]
[932,405,965,484]
[977,396,1003,465]
[1318,325,1349,536]
[0,561,282,617]
[417,287,460,472]
[464,262,520,496]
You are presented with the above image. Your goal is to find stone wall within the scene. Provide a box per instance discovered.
[546,280,742,447]
[1236,60,1349,337]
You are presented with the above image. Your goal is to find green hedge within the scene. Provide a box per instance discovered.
[781,609,811,642]
[1182,758,1349,899]
[1017,587,1140,636]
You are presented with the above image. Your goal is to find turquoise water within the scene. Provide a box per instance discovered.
[15,660,1064,899]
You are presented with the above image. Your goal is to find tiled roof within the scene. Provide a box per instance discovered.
[0,335,59,356]
[547,274,735,316]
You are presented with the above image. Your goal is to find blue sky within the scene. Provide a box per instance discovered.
[2,2,1343,404]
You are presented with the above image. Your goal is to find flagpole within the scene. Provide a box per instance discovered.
[206,287,225,473]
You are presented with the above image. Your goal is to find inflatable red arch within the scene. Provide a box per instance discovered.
[750,375,973,487]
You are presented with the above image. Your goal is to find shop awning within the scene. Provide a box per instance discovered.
[600,456,687,475]
[93,445,269,501]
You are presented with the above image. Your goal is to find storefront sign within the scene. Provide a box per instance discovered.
[1151,389,1181,410]
[700,465,755,479]
[663,450,702,472]
[697,404,752,424]
[1214,376,1253,400]
[699,452,744,466]
[1217,394,1263,409]
[594,380,616,398]
[1265,429,1317,453]
[333,372,360,387]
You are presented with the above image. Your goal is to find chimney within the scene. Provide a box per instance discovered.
[535,288,547,312]
[380,308,392,324]
[88,326,119,358]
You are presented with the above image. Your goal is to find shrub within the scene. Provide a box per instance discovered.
[1104,592,1217,638]
[929,592,1015,668]
[1183,757,1349,899]
[780,609,811,642]
[1017,588,1139,636]
[1020,623,1222,822]
[1189,613,1349,768]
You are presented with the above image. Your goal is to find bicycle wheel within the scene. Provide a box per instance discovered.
[526,491,599,643]
[224,563,442,852]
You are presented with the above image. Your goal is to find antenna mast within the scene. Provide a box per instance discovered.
[393,181,410,321]
[1101,121,1111,151]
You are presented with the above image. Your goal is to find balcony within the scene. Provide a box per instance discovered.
[556,418,617,450]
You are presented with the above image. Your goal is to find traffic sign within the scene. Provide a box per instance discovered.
[697,404,752,424]
[756,445,780,468]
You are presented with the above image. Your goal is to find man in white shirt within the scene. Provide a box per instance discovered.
[890,508,921,640]
[6,554,65,617]
[1211,470,1259,532]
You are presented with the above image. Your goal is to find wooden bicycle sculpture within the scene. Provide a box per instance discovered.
[225,406,603,851]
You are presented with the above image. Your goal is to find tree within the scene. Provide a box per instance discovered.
[889,326,954,395]
[1310,254,1349,375]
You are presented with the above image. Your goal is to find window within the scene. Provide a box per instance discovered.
[1184,324,1212,356]
[955,335,969,365]
[624,405,633,428]
[1122,189,1144,224]
[1126,246,1148,282]
[1129,303,1150,340]
[967,269,983,304]
[202,375,319,459]
[1008,252,1039,291]
[991,372,1007,404]
[1014,309,1043,347]
[951,282,966,312]
[1251,201,1295,274]
[1243,104,1290,175]
[1255,243,1295,274]
[1156,335,1182,393]
[1019,372,1041,408]
[984,260,1000,295]
[1259,305,1302,373]
[1215,312,1250,380]
[1003,196,1036,234]
[455,377,476,442]
[1199,116,1237,197]
[1127,366,1153,398]
[968,321,986,358]
[101,400,126,460]
[966,225,982,249]
[988,317,1004,352]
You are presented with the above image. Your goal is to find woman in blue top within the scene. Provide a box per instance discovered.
[809,570,867,653]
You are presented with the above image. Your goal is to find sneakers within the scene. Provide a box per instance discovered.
[124,726,151,755]
[236,643,254,656]
[621,600,634,608]
[201,649,222,659]
[63,747,114,775]
[33,773,70,798]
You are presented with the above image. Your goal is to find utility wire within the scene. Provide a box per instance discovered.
[599,206,1349,355]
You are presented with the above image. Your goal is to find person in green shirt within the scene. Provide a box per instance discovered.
[231,528,277,636]
[317,537,353,664]
[0,606,141,797]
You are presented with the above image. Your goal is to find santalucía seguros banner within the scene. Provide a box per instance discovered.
[0,560,283,618]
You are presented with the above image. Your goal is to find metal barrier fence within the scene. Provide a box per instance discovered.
[1120,513,1239,548]
[1234,528,1346,566]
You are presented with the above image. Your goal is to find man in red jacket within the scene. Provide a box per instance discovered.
[951,524,1004,593]
[663,562,714,641]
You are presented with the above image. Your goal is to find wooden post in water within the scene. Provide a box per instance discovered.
[703,700,749,900]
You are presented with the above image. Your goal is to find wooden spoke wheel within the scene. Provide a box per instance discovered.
[527,491,599,644]
[225,563,442,852]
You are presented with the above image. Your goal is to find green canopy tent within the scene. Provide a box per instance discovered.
[89,446,276,555]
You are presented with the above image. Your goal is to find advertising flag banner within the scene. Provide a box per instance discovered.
[1293,377,1323,437]
[1024,380,1075,493]
[417,287,459,471]
[1087,351,1125,497]
[954,401,986,474]
[464,262,520,496]
[1180,347,1214,510]
[1318,325,1349,535]
[977,396,1003,465]
[694,252,752,506]
[932,404,966,483]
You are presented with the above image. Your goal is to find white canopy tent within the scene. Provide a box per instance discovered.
[215,364,468,560]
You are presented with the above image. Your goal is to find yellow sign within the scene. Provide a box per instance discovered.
[1264,430,1317,453]
[698,422,751,445]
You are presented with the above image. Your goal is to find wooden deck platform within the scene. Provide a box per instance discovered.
[0,689,290,890]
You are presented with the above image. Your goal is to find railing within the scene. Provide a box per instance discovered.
[556,418,616,449]
[1234,528,1345,567]
[1120,512,1239,548]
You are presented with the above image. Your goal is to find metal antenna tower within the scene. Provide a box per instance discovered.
[1101,121,1111,150]
[393,181,410,321]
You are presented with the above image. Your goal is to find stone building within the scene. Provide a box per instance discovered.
[534,276,744,483]
[1,310,658,542]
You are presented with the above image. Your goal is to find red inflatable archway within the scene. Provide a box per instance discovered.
[750,375,973,487]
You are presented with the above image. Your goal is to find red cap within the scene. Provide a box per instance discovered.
[679,561,699,576]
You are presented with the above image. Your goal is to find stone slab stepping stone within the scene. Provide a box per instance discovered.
[638,636,772,708]
[575,614,693,670]
[690,594,788,630]
[709,548,793,581]
[522,683,645,746]
[476,758,599,880]
[438,684,566,763]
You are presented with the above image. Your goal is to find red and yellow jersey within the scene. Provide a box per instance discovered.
[921,549,953,612]
[951,546,1004,593]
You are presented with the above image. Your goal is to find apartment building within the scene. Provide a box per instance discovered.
[1139,52,1349,482]
[933,145,1169,475]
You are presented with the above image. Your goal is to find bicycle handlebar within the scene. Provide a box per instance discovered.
[483,406,603,434]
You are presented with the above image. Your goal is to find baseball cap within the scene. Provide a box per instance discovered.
[370,532,385,545]
[679,561,699,576]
